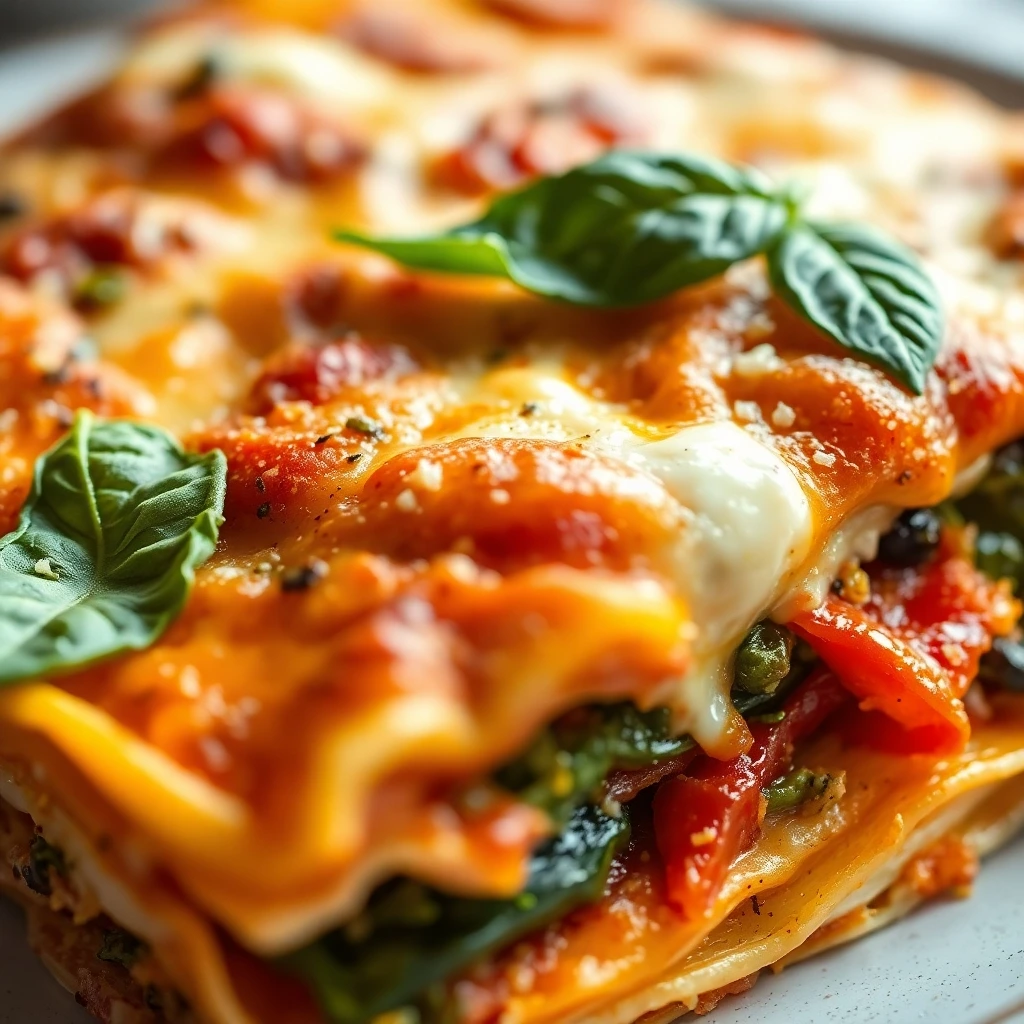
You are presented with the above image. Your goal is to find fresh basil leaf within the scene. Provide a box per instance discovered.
[0,411,226,683]
[768,222,943,395]
[337,151,792,307]
[282,804,629,1024]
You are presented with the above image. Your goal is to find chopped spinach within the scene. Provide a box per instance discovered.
[283,804,629,1024]
[98,928,147,970]
[946,438,1024,686]
[284,623,815,1024]
[733,621,794,695]
[764,767,832,812]
[497,623,809,824]
[974,531,1024,590]
[22,835,67,897]
[496,703,692,826]
[957,441,1024,592]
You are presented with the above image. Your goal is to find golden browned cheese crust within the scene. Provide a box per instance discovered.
[1,1,1024,1022]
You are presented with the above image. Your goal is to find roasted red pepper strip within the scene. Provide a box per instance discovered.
[654,669,848,919]
[790,541,1019,753]
[605,748,698,805]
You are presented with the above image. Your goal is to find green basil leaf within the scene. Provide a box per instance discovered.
[282,804,629,1024]
[337,151,792,307]
[0,411,226,683]
[768,222,943,395]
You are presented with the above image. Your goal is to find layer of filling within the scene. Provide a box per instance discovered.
[8,438,1024,1024]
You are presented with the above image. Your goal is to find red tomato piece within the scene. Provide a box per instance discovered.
[654,670,848,919]
[790,541,1018,753]
[248,336,417,413]
[433,88,646,194]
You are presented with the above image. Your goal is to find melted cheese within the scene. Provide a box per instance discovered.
[618,422,812,744]
[456,367,813,750]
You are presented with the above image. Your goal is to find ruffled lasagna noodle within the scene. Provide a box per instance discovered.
[1,0,1024,1022]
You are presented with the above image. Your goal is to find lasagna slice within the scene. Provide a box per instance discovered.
[1,1,1024,1022]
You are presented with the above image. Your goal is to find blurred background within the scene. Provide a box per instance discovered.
[0,0,1022,98]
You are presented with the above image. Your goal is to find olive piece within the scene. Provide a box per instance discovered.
[733,621,794,695]
[0,192,26,221]
[876,508,941,567]
[980,636,1024,692]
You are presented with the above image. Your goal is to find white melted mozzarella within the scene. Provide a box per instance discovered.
[455,366,814,750]
[776,503,895,621]
[616,422,813,745]
[624,423,812,657]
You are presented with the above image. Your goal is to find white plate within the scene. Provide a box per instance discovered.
[1,23,1024,1024]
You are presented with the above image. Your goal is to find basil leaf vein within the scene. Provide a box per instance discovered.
[338,151,792,307]
[768,222,943,395]
[0,411,226,683]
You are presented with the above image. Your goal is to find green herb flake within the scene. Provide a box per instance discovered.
[75,267,127,310]
[0,192,26,221]
[344,416,386,440]
[174,52,223,101]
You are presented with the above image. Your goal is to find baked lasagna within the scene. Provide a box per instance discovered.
[2,1,1024,1022]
